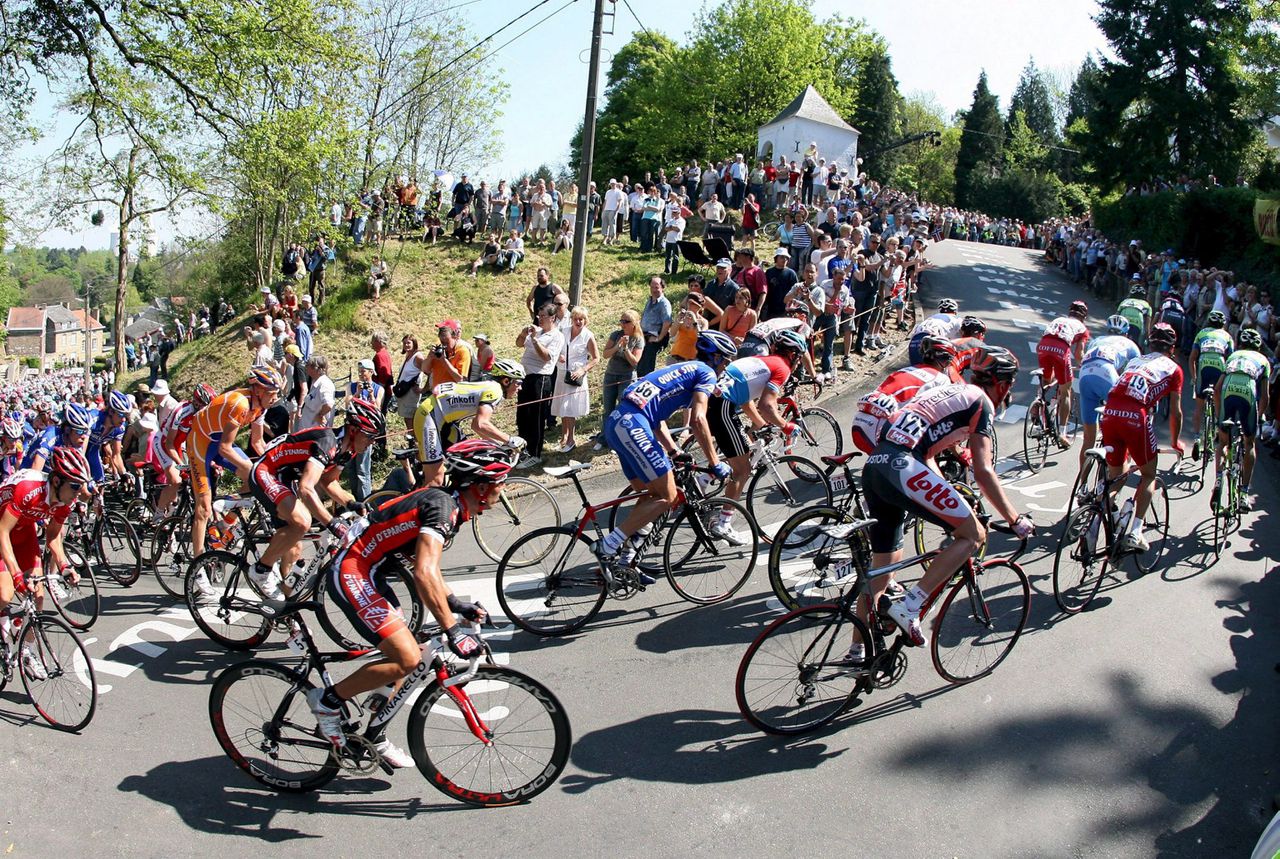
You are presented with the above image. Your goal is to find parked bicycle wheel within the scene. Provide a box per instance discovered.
[495,527,606,636]
[664,497,758,604]
[313,561,425,651]
[94,509,142,586]
[767,506,860,612]
[208,660,339,793]
[1132,477,1169,575]
[930,559,1030,684]
[151,515,194,599]
[185,551,272,650]
[1052,504,1109,614]
[746,454,832,543]
[473,476,562,567]
[1022,398,1049,473]
[735,604,872,735]
[788,407,842,461]
[20,614,97,732]
[406,664,572,806]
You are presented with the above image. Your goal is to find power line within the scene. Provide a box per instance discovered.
[353,0,486,42]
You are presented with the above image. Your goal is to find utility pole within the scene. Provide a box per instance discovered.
[568,0,610,307]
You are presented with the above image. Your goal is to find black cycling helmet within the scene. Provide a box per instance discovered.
[1130,284,1146,298]
[919,335,958,367]
[968,345,1020,384]
[1206,310,1227,328]
[1069,300,1089,320]
[960,316,987,337]
[1238,327,1263,350]
[1148,322,1177,351]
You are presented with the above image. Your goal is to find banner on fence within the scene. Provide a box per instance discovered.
[1254,196,1280,245]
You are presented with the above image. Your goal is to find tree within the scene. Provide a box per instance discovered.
[851,47,905,181]
[1082,0,1280,187]
[1065,55,1103,129]
[892,94,959,204]
[1006,60,1059,170]
[954,72,1003,209]
[1004,111,1049,172]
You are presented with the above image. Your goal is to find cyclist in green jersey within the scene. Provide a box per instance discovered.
[1116,280,1152,350]
[1213,327,1271,512]
[1189,310,1234,460]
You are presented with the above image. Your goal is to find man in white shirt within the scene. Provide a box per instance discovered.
[149,379,179,428]
[627,186,644,243]
[297,354,336,429]
[663,207,687,276]
[699,194,725,233]
[602,179,626,245]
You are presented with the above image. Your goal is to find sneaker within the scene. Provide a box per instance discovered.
[709,521,748,546]
[20,646,48,681]
[840,358,854,371]
[306,687,347,748]
[374,738,414,769]
[1118,530,1149,554]
[1239,495,1253,513]
[516,455,541,469]
[192,570,218,602]
[1055,433,1072,450]
[884,600,927,647]
[248,565,284,601]
[832,645,866,668]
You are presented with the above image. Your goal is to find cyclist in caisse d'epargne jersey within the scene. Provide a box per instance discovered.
[1076,315,1141,467]
[412,359,525,486]
[1189,310,1233,461]
[856,346,1034,659]
[850,336,957,454]
[1212,327,1271,512]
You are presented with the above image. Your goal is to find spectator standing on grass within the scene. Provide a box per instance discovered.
[552,306,598,453]
[307,236,328,305]
[586,182,600,239]
[344,359,385,501]
[251,330,274,367]
[299,293,318,333]
[602,179,624,245]
[637,276,673,376]
[763,246,799,320]
[515,304,564,468]
[700,193,726,236]
[662,204,686,276]
[628,183,644,243]
[720,288,757,345]
[472,333,495,376]
[394,335,424,438]
[488,180,510,234]
[593,310,643,451]
[420,319,472,390]
[731,247,767,315]
[298,354,335,429]
[530,180,552,243]
[526,267,563,321]
[473,180,489,232]
[371,332,394,414]
[639,184,662,253]
[283,344,307,421]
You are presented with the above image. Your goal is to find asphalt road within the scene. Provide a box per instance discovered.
[5,239,1278,858]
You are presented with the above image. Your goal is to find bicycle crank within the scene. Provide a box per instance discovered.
[870,640,908,689]
[330,734,380,774]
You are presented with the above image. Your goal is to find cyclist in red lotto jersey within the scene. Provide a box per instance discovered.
[1098,322,1186,553]
[856,346,1034,655]
[850,336,957,454]
[1036,300,1091,449]
[308,439,511,766]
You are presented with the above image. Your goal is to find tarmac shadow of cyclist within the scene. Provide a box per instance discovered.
[118,756,463,840]
[632,594,781,655]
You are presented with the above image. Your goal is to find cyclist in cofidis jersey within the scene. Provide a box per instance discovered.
[1117,280,1152,350]
[87,390,131,484]
[707,329,808,545]
[850,335,958,455]
[1076,315,1141,468]
[855,346,1034,656]
[598,337,732,569]
[309,440,507,768]
[0,420,23,482]
[412,359,525,487]
[152,383,215,519]
[1212,327,1271,513]
[21,403,91,473]
[1189,311,1234,461]
[1098,323,1186,554]
[1035,300,1091,449]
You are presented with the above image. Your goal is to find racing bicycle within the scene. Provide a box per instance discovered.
[1211,419,1246,557]
[0,578,97,732]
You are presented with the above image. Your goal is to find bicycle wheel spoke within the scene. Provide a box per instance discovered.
[767,507,860,611]
[666,500,757,604]
[932,562,1029,684]
[20,617,97,731]
[474,478,561,566]
[497,529,605,635]
[748,455,831,543]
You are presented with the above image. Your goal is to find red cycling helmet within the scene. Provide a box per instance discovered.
[444,439,516,486]
[344,398,386,437]
[50,446,92,484]
[192,383,217,410]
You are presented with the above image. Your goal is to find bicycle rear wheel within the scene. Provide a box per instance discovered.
[746,454,832,544]
[208,660,339,793]
[735,604,871,735]
[151,515,194,599]
[931,560,1030,684]
[314,562,425,650]
[767,505,861,612]
[495,527,607,636]
[94,509,142,586]
[1133,477,1169,575]
[789,407,842,460]
[664,498,758,604]
[19,614,97,732]
[472,476,562,567]
[407,665,572,806]
[1022,398,1048,473]
[1052,504,1109,614]
[185,551,272,650]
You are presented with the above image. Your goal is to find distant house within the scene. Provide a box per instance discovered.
[4,303,106,369]
[757,85,860,173]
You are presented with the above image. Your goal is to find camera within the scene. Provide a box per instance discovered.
[431,345,445,357]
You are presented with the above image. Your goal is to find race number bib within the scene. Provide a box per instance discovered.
[625,380,661,410]
[1123,374,1150,402]
[885,411,929,448]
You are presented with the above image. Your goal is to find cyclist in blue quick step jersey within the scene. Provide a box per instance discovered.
[1076,315,1141,467]
[598,335,733,570]
[86,391,130,484]
[22,403,92,473]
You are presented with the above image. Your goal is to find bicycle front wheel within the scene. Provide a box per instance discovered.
[151,515,194,599]
[185,551,272,650]
[931,560,1030,684]
[407,665,572,806]
[94,509,142,586]
[496,527,606,636]
[789,407,842,460]
[767,505,861,612]
[664,498,758,604]
[1051,504,1109,614]
[20,614,97,732]
[208,660,339,793]
[735,604,871,735]
[746,454,832,544]
[44,548,100,630]
[473,476,562,567]
[1133,477,1169,575]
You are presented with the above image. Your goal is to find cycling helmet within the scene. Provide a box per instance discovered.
[1206,310,1227,328]
[62,403,92,433]
[107,389,131,416]
[1,418,22,440]
[192,383,216,410]
[937,298,959,314]
[1148,322,1177,350]
[960,316,987,337]
[1238,327,1263,350]
[489,358,526,381]
[444,439,515,486]
[49,446,92,484]
[919,335,958,366]
[1069,300,1089,319]
[248,365,283,391]
[968,345,1020,384]
[1106,314,1130,335]
[1130,284,1146,298]
[695,330,738,361]
[344,398,386,437]
[771,329,809,357]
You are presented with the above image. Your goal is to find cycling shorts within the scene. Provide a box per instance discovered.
[1036,337,1073,385]
[328,547,407,646]
[186,433,244,498]
[249,462,296,526]
[1221,394,1258,437]
[0,519,41,580]
[735,335,768,358]
[1077,363,1118,428]
[861,447,974,553]
[1195,366,1222,400]
[603,406,670,484]
[706,395,749,459]
[1099,404,1157,468]
[155,436,185,472]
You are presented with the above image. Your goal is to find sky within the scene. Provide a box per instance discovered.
[13,0,1109,250]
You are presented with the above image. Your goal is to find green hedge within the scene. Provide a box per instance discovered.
[1094,187,1280,283]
